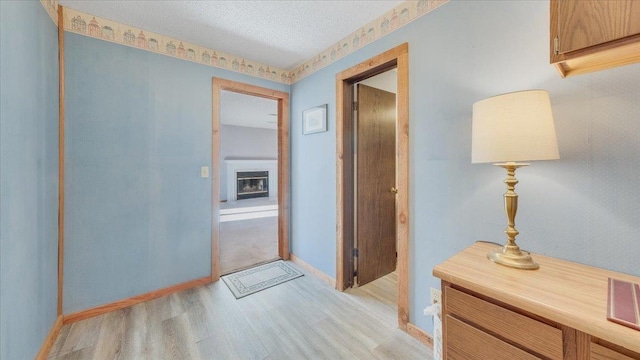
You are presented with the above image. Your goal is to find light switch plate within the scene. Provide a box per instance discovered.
[201,166,209,178]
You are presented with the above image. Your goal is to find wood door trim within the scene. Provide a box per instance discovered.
[57,5,65,316]
[335,43,410,330]
[211,78,290,281]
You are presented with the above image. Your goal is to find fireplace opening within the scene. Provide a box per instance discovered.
[236,171,269,200]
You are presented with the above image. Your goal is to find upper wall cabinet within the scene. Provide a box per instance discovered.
[550,0,640,77]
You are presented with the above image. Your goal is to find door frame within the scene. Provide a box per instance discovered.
[335,43,409,329]
[211,78,290,281]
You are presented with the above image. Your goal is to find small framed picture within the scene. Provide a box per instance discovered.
[302,104,328,135]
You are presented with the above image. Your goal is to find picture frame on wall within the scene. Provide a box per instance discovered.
[302,104,328,135]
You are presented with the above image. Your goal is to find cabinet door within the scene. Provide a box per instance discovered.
[445,315,541,360]
[591,343,638,360]
[557,0,640,54]
[445,287,563,359]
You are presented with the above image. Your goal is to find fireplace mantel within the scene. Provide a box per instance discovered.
[225,159,277,202]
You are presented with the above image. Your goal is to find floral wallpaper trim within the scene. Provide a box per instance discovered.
[41,0,59,25]
[62,8,293,85]
[289,0,448,83]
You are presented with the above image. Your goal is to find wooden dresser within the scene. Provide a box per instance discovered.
[433,242,640,360]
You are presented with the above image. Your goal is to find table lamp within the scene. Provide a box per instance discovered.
[472,90,559,270]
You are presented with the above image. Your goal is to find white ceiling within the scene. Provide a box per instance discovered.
[221,90,278,130]
[58,0,405,70]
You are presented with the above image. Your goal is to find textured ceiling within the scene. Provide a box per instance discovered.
[221,91,278,130]
[58,0,405,70]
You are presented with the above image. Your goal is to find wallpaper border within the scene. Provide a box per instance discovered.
[41,0,58,25]
[40,0,448,84]
[290,0,448,83]
[61,7,291,85]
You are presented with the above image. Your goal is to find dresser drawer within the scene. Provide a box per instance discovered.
[590,343,638,360]
[445,286,563,359]
[446,315,540,360]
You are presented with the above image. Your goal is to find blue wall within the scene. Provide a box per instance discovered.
[290,0,640,334]
[4,0,638,348]
[0,2,59,359]
[64,33,289,313]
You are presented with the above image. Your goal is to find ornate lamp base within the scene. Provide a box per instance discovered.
[489,162,540,270]
[488,247,539,270]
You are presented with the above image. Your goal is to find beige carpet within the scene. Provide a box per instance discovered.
[219,216,279,275]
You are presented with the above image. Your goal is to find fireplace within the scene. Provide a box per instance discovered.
[225,160,277,202]
[236,171,269,200]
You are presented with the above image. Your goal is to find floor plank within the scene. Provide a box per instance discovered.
[119,305,148,359]
[92,309,126,359]
[49,264,432,359]
[48,316,102,359]
[161,313,201,360]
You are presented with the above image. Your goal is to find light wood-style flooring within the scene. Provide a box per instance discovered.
[219,216,279,275]
[48,265,431,359]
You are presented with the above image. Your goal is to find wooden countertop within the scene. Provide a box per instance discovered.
[433,242,640,354]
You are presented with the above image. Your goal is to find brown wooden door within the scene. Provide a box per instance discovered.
[356,84,396,286]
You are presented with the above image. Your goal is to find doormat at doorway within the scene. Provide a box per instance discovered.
[222,260,303,299]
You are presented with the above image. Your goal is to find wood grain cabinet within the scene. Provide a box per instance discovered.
[434,243,640,360]
[550,0,640,77]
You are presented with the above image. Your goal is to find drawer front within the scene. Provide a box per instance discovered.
[446,315,540,360]
[445,286,563,360]
[591,343,637,360]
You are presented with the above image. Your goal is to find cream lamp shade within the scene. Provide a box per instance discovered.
[472,90,559,164]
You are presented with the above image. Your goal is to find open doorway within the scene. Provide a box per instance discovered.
[218,90,279,275]
[212,78,290,281]
[336,43,410,330]
[346,68,399,331]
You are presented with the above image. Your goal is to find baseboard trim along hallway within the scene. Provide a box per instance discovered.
[35,315,63,360]
[63,276,213,325]
[407,322,434,349]
[290,253,336,288]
